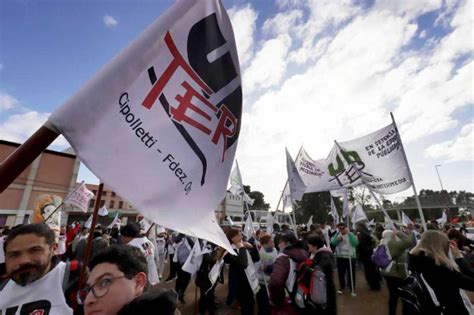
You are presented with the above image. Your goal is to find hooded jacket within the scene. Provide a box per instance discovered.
[269,245,308,306]
[408,252,474,315]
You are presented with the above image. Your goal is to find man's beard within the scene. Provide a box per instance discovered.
[11,262,50,286]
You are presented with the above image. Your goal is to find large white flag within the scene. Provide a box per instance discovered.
[48,0,241,252]
[285,148,306,202]
[98,206,109,217]
[351,204,367,226]
[182,239,203,276]
[64,182,94,213]
[295,123,412,194]
[330,197,340,223]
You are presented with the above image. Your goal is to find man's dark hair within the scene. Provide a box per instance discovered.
[89,245,147,279]
[307,235,325,249]
[4,223,55,253]
[281,232,297,246]
[337,222,347,228]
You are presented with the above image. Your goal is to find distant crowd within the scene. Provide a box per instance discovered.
[1,217,474,315]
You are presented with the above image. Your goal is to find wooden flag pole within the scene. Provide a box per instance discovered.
[0,123,60,193]
[145,223,155,237]
[79,182,104,289]
[390,112,427,231]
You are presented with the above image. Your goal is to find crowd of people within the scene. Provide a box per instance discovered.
[1,217,474,315]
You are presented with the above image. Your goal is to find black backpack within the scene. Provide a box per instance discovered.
[397,271,443,315]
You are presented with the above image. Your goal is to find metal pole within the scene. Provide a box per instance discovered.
[391,113,427,231]
[0,123,60,193]
[435,164,444,191]
[368,189,394,226]
[79,182,104,289]
[346,206,355,295]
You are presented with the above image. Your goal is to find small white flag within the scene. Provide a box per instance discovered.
[266,211,275,234]
[84,214,93,229]
[286,148,306,202]
[243,192,254,206]
[282,182,292,209]
[342,190,349,218]
[401,211,412,227]
[64,182,94,213]
[139,218,152,233]
[229,161,244,195]
[107,212,121,229]
[368,218,375,225]
[226,215,235,226]
[330,196,340,223]
[436,210,448,226]
[306,215,313,228]
[244,213,255,239]
[384,215,395,229]
[351,204,367,225]
[182,240,203,276]
[98,206,109,217]
[208,259,224,291]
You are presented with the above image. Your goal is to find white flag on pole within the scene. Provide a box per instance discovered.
[295,123,412,194]
[351,204,367,225]
[182,240,203,276]
[282,182,292,209]
[436,210,448,226]
[244,213,255,239]
[226,216,235,226]
[64,182,94,213]
[98,205,109,217]
[139,218,152,233]
[107,212,121,229]
[368,218,375,226]
[266,211,275,234]
[48,0,242,253]
[286,148,306,202]
[384,215,395,229]
[306,215,313,228]
[229,161,244,195]
[243,192,255,206]
[401,211,413,227]
[84,214,93,229]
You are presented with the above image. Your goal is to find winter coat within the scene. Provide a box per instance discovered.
[330,232,358,259]
[269,246,308,307]
[313,247,337,315]
[408,252,474,315]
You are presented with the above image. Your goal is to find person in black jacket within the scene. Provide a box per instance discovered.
[223,228,257,315]
[408,230,474,315]
[308,235,337,315]
[195,244,224,315]
[356,222,381,291]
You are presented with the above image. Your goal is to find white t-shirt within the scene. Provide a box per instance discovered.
[0,236,5,264]
[128,237,159,285]
[0,261,73,315]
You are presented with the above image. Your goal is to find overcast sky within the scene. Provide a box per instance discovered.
[1,0,472,209]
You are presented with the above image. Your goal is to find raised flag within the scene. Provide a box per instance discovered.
[182,239,203,276]
[342,190,349,218]
[306,215,313,228]
[226,216,235,226]
[244,213,255,239]
[84,214,93,229]
[330,196,340,223]
[266,211,275,234]
[98,205,109,217]
[285,148,306,202]
[139,217,152,233]
[401,211,413,227]
[229,161,244,195]
[64,182,94,213]
[107,212,121,229]
[295,123,412,194]
[436,210,448,226]
[48,0,242,253]
[243,192,255,206]
[351,204,367,225]
[282,182,292,209]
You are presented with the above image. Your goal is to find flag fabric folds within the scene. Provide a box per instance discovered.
[182,240,203,276]
[84,214,93,229]
[244,213,255,239]
[330,196,340,223]
[351,204,367,226]
[107,212,121,229]
[229,161,244,195]
[285,148,306,202]
[48,0,242,253]
[436,210,448,226]
[401,211,413,227]
[295,123,412,194]
[64,182,94,213]
[266,211,275,234]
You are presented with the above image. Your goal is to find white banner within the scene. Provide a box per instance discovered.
[296,123,411,194]
[48,0,241,252]
[64,182,94,213]
[286,148,306,202]
[182,239,203,276]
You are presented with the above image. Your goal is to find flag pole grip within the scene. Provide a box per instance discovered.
[0,122,60,193]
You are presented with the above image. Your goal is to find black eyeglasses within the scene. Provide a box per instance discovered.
[77,275,127,305]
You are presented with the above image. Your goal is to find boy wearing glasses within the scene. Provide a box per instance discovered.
[80,244,178,315]
[0,224,81,314]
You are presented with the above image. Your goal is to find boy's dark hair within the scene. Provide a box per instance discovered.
[89,245,147,279]
[281,232,297,246]
[4,223,55,253]
[307,235,325,249]
[337,222,347,228]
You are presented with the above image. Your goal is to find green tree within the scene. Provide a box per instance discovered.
[293,192,342,224]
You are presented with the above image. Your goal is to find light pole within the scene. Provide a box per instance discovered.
[435,164,444,191]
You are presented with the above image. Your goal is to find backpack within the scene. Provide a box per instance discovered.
[286,258,327,310]
[397,271,443,315]
[371,244,393,269]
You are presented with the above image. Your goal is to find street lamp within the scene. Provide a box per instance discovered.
[435,164,444,191]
